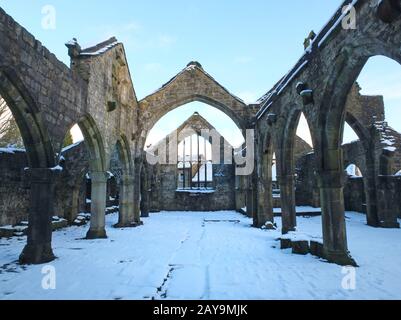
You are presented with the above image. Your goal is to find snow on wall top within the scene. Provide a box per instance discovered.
[78,37,121,57]
[374,121,398,152]
[256,0,360,120]
[141,61,247,106]
[61,140,84,153]
[0,147,26,154]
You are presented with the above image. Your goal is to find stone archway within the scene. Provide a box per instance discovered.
[139,62,252,136]
[114,135,140,228]
[74,115,108,239]
[0,68,54,168]
[0,68,58,264]
[277,107,306,234]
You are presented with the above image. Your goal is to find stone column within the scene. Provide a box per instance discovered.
[19,168,57,265]
[132,158,143,224]
[376,150,400,228]
[256,176,274,228]
[377,175,400,228]
[318,170,357,266]
[86,171,108,239]
[280,174,297,234]
[115,174,135,227]
[140,167,150,218]
[364,149,380,227]
[245,175,255,219]
[235,175,246,212]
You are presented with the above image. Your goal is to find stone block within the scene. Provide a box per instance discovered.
[72,216,87,226]
[52,219,68,231]
[280,238,292,250]
[292,240,310,255]
[310,240,324,258]
[0,226,15,238]
[380,221,400,229]
[13,225,28,236]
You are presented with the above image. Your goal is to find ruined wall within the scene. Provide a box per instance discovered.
[0,144,89,225]
[376,176,401,219]
[343,177,366,213]
[149,163,235,212]
[0,141,126,226]
[296,139,401,215]
[295,153,320,207]
[0,149,29,225]
[54,142,90,222]
[146,112,237,212]
[0,7,88,157]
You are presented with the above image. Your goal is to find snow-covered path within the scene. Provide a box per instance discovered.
[1,211,401,300]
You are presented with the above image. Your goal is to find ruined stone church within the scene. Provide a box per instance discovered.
[0,0,401,268]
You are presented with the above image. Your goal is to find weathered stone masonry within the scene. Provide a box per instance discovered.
[253,0,401,266]
[145,113,236,212]
[0,0,400,267]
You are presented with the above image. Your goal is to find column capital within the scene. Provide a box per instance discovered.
[90,171,108,184]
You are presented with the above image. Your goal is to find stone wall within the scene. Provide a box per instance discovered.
[0,141,125,226]
[149,163,235,212]
[377,175,401,222]
[343,177,366,213]
[0,7,88,158]
[0,149,29,225]
[54,142,90,222]
[295,153,320,207]
[146,112,237,212]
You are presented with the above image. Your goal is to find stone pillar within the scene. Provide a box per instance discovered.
[245,175,255,219]
[235,176,246,212]
[376,175,400,228]
[280,174,297,234]
[86,171,108,239]
[364,149,380,227]
[19,168,57,265]
[132,158,142,224]
[115,174,135,227]
[318,170,357,266]
[140,166,150,218]
[256,177,274,228]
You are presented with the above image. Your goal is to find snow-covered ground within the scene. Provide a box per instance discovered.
[1,211,401,300]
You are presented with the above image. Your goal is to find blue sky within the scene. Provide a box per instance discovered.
[1,0,400,147]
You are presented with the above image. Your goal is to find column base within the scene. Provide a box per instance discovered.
[86,229,108,239]
[114,221,143,229]
[367,221,380,228]
[325,250,358,267]
[261,221,277,230]
[141,212,150,218]
[254,215,274,229]
[380,221,400,229]
[19,243,55,265]
[253,222,263,228]
[282,227,296,235]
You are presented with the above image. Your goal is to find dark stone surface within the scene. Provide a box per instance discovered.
[280,238,292,250]
[292,240,310,255]
[310,241,324,258]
